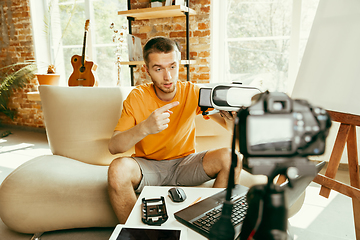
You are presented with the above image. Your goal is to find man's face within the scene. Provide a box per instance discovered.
[146,50,180,101]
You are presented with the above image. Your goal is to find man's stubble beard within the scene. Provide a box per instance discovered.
[153,80,177,94]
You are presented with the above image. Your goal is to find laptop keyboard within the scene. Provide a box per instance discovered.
[190,195,248,233]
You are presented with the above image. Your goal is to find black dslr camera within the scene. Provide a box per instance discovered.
[237,91,332,175]
[198,86,332,240]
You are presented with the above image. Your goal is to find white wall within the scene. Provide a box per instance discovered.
[292,0,360,164]
[292,0,360,115]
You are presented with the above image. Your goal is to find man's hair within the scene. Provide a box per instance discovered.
[143,36,180,67]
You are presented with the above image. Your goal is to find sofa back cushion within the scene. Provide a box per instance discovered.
[39,86,133,165]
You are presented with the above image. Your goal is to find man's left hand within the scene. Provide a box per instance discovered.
[219,110,236,120]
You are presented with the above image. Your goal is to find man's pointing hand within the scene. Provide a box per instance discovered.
[142,101,179,135]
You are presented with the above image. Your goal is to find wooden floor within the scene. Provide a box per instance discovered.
[0,127,356,240]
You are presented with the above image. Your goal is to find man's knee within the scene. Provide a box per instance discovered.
[108,157,141,188]
[215,148,234,165]
[218,147,232,160]
[204,148,232,172]
[215,147,242,173]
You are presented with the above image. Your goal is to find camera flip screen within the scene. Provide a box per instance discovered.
[247,115,293,154]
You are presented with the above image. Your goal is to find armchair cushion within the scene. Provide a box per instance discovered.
[0,155,118,233]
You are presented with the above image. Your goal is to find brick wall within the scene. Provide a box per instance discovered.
[0,0,211,129]
[130,0,211,85]
[0,0,44,128]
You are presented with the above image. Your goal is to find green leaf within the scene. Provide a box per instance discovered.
[0,61,37,122]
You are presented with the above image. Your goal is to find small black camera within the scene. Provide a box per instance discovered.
[237,91,332,158]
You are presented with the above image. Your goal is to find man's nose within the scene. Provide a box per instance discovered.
[164,68,172,80]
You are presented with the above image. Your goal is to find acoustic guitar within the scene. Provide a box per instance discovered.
[68,20,97,87]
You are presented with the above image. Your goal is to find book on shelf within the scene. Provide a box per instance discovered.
[127,34,143,61]
[165,0,186,6]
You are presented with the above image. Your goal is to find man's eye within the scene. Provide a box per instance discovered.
[155,68,161,72]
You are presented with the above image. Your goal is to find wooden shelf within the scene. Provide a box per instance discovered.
[120,60,196,66]
[120,61,144,66]
[118,5,196,20]
[180,60,196,65]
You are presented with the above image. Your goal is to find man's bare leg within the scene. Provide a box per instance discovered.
[108,157,142,223]
[202,148,242,188]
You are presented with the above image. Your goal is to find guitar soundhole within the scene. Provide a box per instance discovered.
[74,58,78,62]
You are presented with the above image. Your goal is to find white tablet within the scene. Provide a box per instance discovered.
[109,224,187,240]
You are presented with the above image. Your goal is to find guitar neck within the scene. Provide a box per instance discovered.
[81,31,87,67]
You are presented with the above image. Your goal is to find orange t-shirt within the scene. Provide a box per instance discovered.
[114,81,202,160]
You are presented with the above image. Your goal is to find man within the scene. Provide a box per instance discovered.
[108,36,241,223]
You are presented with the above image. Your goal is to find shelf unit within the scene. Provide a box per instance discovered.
[119,1,196,85]
[120,60,196,66]
[117,5,196,20]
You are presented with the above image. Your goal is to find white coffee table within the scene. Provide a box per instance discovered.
[109,186,225,240]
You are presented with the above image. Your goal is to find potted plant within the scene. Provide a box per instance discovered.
[0,61,37,137]
[35,64,60,85]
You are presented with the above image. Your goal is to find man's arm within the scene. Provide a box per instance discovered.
[108,101,179,154]
[108,124,147,155]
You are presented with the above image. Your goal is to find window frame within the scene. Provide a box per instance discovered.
[30,0,125,86]
[211,0,304,95]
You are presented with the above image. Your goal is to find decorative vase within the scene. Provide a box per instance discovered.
[36,74,60,85]
[151,2,163,7]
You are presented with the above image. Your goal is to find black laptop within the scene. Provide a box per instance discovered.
[174,161,325,239]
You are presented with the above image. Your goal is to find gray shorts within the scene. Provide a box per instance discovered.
[132,151,212,193]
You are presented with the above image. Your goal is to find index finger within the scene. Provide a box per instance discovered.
[157,101,179,113]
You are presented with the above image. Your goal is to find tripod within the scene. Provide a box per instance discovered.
[239,173,288,240]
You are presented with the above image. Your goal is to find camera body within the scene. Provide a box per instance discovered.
[237,91,332,158]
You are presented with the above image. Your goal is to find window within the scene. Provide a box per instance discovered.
[211,0,319,94]
[31,0,129,86]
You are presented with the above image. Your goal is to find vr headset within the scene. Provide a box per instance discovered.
[198,83,262,114]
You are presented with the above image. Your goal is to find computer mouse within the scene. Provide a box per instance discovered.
[168,187,187,202]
